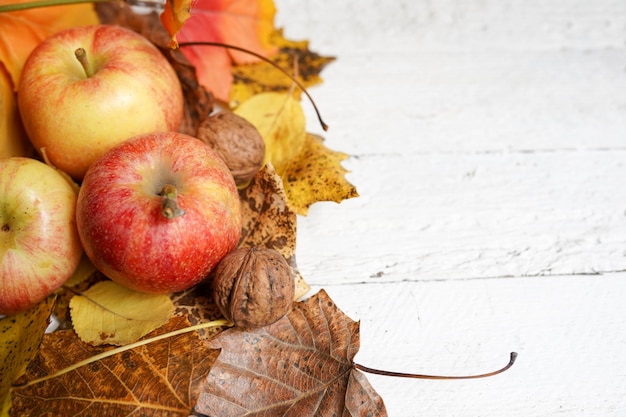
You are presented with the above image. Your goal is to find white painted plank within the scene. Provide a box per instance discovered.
[297,48,626,154]
[271,1,626,416]
[276,1,626,51]
[296,149,626,283]
[308,273,626,416]
[276,1,626,154]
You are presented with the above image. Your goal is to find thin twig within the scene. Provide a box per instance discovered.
[178,41,329,131]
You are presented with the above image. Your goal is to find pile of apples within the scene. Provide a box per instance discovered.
[0,24,243,315]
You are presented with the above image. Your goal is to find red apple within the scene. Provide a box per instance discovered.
[76,131,242,294]
[0,157,82,315]
[17,24,184,181]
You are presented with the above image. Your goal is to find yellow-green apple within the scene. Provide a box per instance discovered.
[76,131,242,294]
[17,24,184,181]
[0,157,82,315]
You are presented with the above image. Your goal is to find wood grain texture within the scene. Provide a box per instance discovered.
[274,0,626,415]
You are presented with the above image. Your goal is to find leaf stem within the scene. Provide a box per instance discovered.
[12,318,233,389]
[0,0,110,12]
[178,41,329,132]
[354,352,518,380]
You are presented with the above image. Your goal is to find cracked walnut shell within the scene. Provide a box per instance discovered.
[212,246,295,328]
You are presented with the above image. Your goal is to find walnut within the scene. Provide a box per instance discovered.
[196,111,265,186]
[212,246,295,328]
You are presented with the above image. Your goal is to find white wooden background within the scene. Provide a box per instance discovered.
[274,1,626,416]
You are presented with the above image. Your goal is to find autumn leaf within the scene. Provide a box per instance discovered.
[283,133,359,215]
[0,296,54,416]
[52,268,104,330]
[0,0,99,90]
[160,0,193,48]
[234,91,358,214]
[193,289,387,416]
[171,282,232,341]
[175,0,278,102]
[234,91,306,175]
[11,315,220,417]
[239,163,310,299]
[69,280,175,346]
[0,65,32,159]
[230,28,336,106]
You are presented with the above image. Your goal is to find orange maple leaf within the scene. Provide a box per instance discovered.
[172,0,278,102]
[0,0,99,90]
[160,0,192,48]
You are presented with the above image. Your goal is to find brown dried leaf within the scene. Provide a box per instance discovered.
[193,289,387,416]
[239,163,309,299]
[171,282,230,341]
[95,2,213,135]
[11,315,219,417]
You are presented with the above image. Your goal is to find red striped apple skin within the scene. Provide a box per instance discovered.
[18,24,184,181]
[76,132,242,294]
[0,157,82,315]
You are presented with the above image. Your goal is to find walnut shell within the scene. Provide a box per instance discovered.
[197,111,265,186]
[212,246,295,328]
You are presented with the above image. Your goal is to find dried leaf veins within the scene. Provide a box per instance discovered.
[11,315,219,417]
[193,290,387,416]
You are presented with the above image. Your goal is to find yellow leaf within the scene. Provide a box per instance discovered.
[160,0,192,48]
[0,295,55,413]
[234,91,306,175]
[230,28,335,106]
[283,134,359,215]
[69,281,175,346]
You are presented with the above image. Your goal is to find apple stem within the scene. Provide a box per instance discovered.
[160,184,185,219]
[74,48,94,78]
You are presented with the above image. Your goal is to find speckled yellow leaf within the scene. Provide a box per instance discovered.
[69,281,175,346]
[234,91,305,175]
[283,134,359,215]
[0,295,55,415]
[230,28,335,106]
